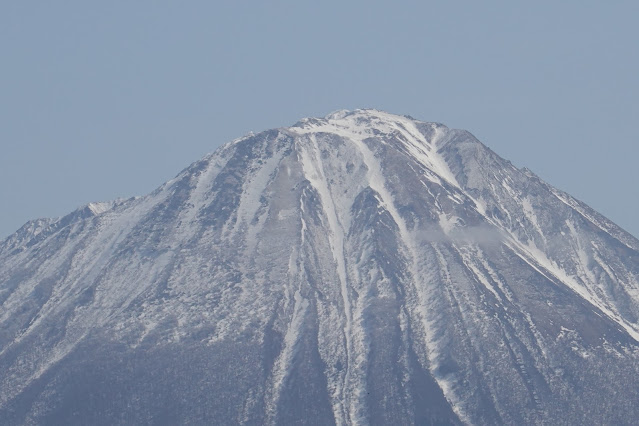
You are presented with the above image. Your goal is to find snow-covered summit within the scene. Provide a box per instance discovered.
[293,109,447,140]
[1,111,639,424]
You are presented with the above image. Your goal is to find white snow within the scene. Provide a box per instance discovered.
[87,201,114,216]
[456,245,503,303]
[299,134,356,424]
[521,197,546,245]
[552,188,638,251]
[266,290,309,423]
[3,108,639,423]
[504,236,639,342]
[291,110,472,423]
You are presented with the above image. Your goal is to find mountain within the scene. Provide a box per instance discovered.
[1,109,639,425]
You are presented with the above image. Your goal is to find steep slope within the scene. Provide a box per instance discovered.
[1,109,639,425]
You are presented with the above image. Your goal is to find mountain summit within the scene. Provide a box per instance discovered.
[2,110,639,425]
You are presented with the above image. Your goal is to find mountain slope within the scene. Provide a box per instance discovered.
[1,109,639,425]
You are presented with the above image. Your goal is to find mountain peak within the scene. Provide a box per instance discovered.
[2,111,639,424]
[292,108,448,138]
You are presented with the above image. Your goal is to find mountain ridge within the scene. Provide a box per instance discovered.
[2,109,639,425]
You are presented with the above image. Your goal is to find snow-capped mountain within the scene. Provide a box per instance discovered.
[1,109,639,425]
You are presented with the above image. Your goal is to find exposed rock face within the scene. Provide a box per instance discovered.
[1,110,639,425]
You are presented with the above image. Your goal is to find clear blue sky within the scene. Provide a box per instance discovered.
[1,1,638,239]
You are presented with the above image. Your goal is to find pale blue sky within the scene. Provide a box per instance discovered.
[1,1,638,238]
